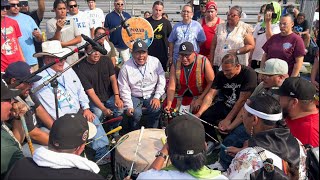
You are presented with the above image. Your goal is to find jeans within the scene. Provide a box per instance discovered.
[219,124,250,170]
[91,116,109,161]
[89,95,123,129]
[126,96,161,130]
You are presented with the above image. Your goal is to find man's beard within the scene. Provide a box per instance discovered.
[282,106,290,119]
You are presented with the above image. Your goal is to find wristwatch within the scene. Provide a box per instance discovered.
[155,151,168,159]
[236,49,241,55]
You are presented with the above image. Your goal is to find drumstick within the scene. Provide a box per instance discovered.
[96,134,129,164]
[205,132,219,144]
[85,126,122,145]
[96,116,123,126]
[127,126,145,179]
[183,109,215,127]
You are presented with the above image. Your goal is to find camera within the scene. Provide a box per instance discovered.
[65,20,70,25]
[272,13,277,19]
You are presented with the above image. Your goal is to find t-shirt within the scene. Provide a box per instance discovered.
[250,82,279,100]
[74,56,115,102]
[24,94,41,132]
[252,22,280,61]
[146,16,172,69]
[85,8,105,30]
[294,19,309,33]
[262,33,306,75]
[8,13,39,66]
[46,17,81,64]
[68,11,93,46]
[212,65,257,108]
[105,11,131,49]
[285,113,319,147]
[1,16,24,72]
[168,20,206,63]
[200,17,222,58]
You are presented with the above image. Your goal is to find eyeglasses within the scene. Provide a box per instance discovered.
[1,6,10,10]
[279,23,289,27]
[179,54,191,58]
[182,10,192,14]
[9,3,20,8]
[69,4,78,8]
[116,3,124,6]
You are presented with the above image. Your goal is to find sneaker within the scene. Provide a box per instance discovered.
[206,141,220,156]
[96,156,111,166]
[208,161,225,171]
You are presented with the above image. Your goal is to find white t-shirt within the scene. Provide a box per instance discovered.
[137,169,228,179]
[85,8,105,30]
[68,11,93,46]
[252,22,280,61]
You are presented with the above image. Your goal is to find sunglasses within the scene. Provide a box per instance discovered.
[69,4,78,8]
[116,3,124,6]
[1,6,10,10]
[10,3,21,8]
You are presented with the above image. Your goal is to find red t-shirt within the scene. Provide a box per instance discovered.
[1,16,24,72]
[286,113,319,147]
[200,17,221,58]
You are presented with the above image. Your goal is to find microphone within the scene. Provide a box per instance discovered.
[81,34,108,55]
[119,12,132,37]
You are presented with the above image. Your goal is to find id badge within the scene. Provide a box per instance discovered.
[179,104,191,114]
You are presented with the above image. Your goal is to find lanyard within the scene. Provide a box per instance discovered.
[183,22,191,39]
[133,60,147,79]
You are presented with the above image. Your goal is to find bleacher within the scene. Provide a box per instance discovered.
[29,0,296,31]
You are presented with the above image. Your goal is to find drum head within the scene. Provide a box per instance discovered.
[121,17,154,50]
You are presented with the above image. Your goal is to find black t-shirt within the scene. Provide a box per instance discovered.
[74,56,115,102]
[294,19,309,32]
[4,157,105,180]
[146,17,172,64]
[212,65,257,108]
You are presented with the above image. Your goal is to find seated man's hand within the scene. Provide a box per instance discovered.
[83,109,95,122]
[150,98,160,110]
[115,96,124,109]
[190,98,202,113]
[225,146,242,157]
[218,119,232,134]
[126,108,134,117]
[11,101,28,118]
[164,104,171,113]
[102,108,113,117]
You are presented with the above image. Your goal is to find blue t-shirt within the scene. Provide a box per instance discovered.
[104,11,131,49]
[9,13,39,66]
[168,20,206,63]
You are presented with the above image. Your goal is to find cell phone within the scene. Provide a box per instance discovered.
[65,20,70,25]
[271,13,277,19]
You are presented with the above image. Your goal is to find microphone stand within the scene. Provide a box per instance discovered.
[32,54,88,119]
[9,23,124,89]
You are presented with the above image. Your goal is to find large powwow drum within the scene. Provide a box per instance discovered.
[114,128,166,179]
[121,17,154,50]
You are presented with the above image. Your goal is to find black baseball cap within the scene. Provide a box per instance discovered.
[271,77,316,100]
[132,40,148,53]
[1,79,21,101]
[49,113,97,149]
[179,42,194,55]
[165,115,205,155]
[3,61,42,83]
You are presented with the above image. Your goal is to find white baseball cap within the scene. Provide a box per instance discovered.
[255,58,288,75]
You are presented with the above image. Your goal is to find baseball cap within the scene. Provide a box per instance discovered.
[1,79,21,101]
[49,113,97,149]
[1,0,9,6]
[33,40,72,58]
[255,58,288,75]
[271,77,316,100]
[3,61,42,83]
[206,1,217,11]
[165,115,206,155]
[132,40,148,53]
[179,42,194,55]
